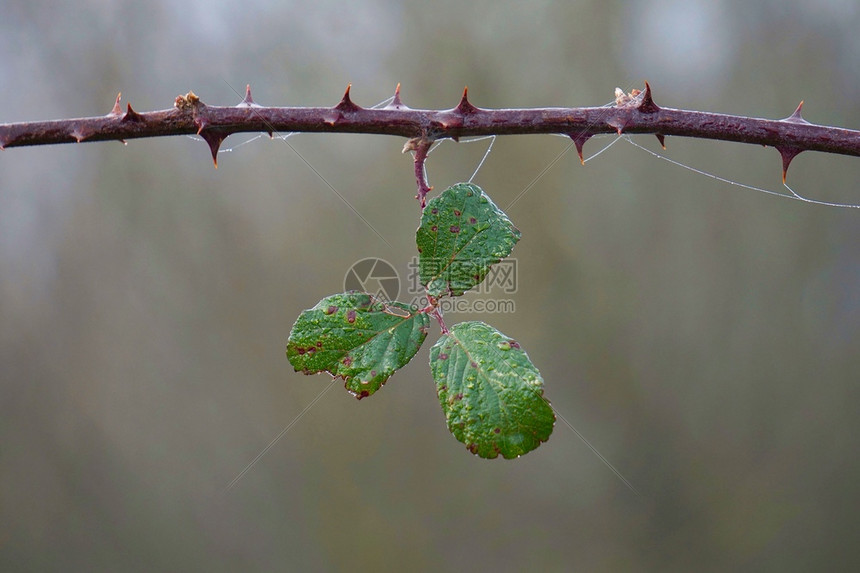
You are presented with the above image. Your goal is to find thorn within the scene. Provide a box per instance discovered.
[385,83,409,111]
[122,103,144,123]
[237,84,259,107]
[777,146,803,183]
[569,134,592,165]
[334,83,362,112]
[70,126,90,143]
[199,129,228,168]
[655,133,666,149]
[195,117,209,136]
[109,92,123,116]
[783,100,809,124]
[323,110,340,126]
[636,81,660,113]
[606,117,626,135]
[454,86,479,115]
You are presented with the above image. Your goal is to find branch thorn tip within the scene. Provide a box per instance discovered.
[238,84,260,108]
[570,134,591,165]
[454,86,479,115]
[199,129,228,168]
[783,100,809,124]
[122,103,144,123]
[776,146,803,183]
[637,81,660,113]
[109,92,123,116]
[334,83,362,113]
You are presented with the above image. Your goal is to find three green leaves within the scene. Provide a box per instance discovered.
[286,183,555,458]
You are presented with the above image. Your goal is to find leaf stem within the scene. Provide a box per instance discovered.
[404,136,434,208]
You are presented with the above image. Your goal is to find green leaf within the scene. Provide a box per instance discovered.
[416,183,520,297]
[287,292,429,399]
[430,321,554,459]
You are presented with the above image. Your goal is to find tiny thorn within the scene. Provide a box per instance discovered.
[392,83,403,106]
[777,146,803,183]
[109,92,123,116]
[454,86,479,115]
[783,100,809,124]
[122,103,143,123]
[200,129,228,168]
[334,83,362,112]
[655,133,666,149]
[637,81,660,113]
[70,127,88,143]
[570,134,591,165]
[607,118,626,135]
[238,84,259,107]
[195,118,209,136]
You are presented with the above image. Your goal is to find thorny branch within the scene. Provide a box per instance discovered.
[3,82,860,194]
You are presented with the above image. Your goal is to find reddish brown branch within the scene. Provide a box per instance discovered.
[3,83,860,181]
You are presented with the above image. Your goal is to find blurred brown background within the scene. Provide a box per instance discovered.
[2,1,859,570]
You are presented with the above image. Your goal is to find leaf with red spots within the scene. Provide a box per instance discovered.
[416,183,520,297]
[430,321,555,459]
[287,292,429,399]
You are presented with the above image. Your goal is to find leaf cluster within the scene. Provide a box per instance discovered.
[287,183,555,458]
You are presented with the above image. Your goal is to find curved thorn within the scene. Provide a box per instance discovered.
[570,134,591,165]
[777,146,803,183]
[199,129,228,168]
[637,81,660,113]
[783,100,809,124]
[655,133,666,149]
[109,92,123,116]
[70,126,89,143]
[122,103,144,123]
[195,117,209,136]
[238,84,258,107]
[454,86,480,115]
[334,83,362,112]
[607,118,626,135]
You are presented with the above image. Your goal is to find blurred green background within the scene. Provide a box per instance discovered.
[2,1,859,570]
